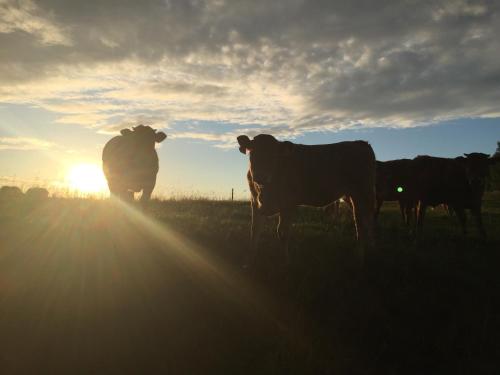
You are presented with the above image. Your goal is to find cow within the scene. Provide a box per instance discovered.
[0,186,23,201]
[375,159,417,225]
[25,187,49,201]
[413,153,498,238]
[237,134,376,265]
[0,186,23,216]
[102,125,167,206]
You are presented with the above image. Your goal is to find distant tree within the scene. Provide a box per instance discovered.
[487,141,500,191]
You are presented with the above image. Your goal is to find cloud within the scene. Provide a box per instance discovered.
[170,131,237,148]
[98,114,170,134]
[1,0,500,145]
[0,0,71,45]
[0,136,55,150]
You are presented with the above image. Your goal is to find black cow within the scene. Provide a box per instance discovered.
[375,159,417,225]
[413,153,498,237]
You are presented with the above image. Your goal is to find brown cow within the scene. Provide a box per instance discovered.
[413,153,498,237]
[102,125,167,206]
[237,134,376,265]
[375,159,417,225]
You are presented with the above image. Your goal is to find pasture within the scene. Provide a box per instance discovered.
[1,195,499,374]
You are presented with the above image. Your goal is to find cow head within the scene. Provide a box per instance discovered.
[120,125,167,149]
[237,134,293,186]
[457,153,492,188]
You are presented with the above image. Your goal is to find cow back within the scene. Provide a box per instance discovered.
[268,141,375,208]
[413,156,472,207]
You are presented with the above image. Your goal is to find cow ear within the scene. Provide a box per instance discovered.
[281,141,294,156]
[120,128,133,136]
[155,132,167,143]
[237,135,251,154]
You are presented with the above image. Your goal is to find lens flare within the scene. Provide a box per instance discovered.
[67,163,108,194]
[397,186,404,193]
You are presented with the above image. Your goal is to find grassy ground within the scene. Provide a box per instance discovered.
[0,195,499,374]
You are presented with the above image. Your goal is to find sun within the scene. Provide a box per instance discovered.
[66,163,108,194]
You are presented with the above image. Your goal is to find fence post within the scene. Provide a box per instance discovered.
[231,188,234,201]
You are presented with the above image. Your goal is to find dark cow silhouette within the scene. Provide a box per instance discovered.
[0,186,23,201]
[413,153,498,237]
[375,159,417,225]
[237,134,376,265]
[25,187,49,201]
[102,125,167,205]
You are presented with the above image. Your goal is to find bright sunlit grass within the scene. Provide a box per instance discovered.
[66,163,108,194]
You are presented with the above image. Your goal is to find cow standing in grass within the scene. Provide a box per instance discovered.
[413,153,499,238]
[375,159,417,225]
[102,125,167,206]
[25,187,49,201]
[0,186,23,201]
[237,134,376,265]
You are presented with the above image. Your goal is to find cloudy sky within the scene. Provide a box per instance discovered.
[1,0,499,197]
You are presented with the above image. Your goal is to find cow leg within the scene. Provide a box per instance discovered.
[411,201,417,226]
[350,197,361,241]
[277,210,293,264]
[406,205,412,226]
[332,200,340,222]
[471,206,486,238]
[471,207,486,238]
[107,180,122,200]
[345,196,354,213]
[111,189,133,204]
[416,201,427,238]
[140,184,154,210]
[108,189,120,200]
[350,195,374,264]
[454,207,467,236]
[247,202,265,267]
[374,197,383,221]
[123,190,134,202]
[398,200,406,223]
[403,201,415,226]
[327,200,341,227]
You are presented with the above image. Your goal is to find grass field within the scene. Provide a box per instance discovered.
[1,194,499,374]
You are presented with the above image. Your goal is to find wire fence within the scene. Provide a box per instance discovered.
[0,176,249,201]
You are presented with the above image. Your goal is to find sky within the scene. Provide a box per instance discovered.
[0,0,499,198]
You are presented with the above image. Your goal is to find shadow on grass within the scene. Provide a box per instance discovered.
[0,197,499,374]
